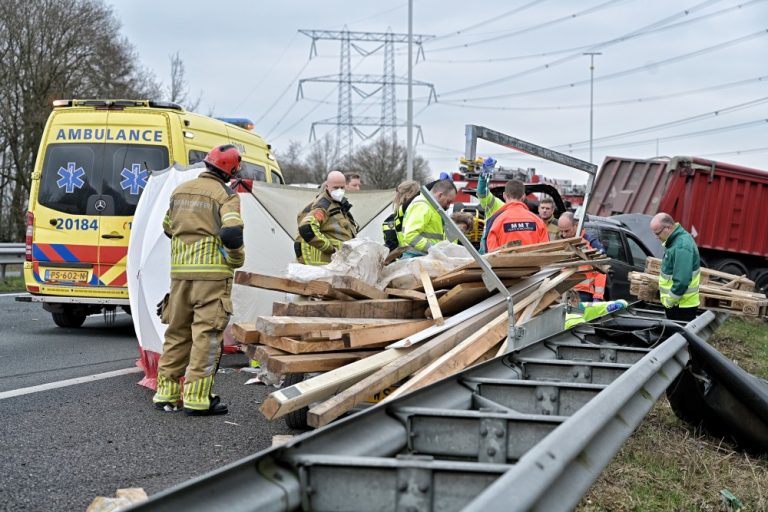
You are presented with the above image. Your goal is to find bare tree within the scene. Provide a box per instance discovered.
[168,52,201,112]
[274,141,312,184]
[348,137,430,189]
[305,134,341,183]
[0,0,160,241]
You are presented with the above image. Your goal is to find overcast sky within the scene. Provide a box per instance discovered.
[109,0,768,183]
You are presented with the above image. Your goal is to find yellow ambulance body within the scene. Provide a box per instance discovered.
[22,99,282,327]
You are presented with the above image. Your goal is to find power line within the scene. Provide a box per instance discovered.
[235,33,300,112]
[424,0,548,44]
[424,0,634,53]
[255,59,312,126]
[429,28,768,102]
[434,75,768,111]
[434,0,729,97]
[424,0,765,65]
[557,96,768,149]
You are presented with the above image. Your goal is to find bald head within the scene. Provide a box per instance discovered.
[557,211,576,239]
[326,171,346,191]
[650,212,675,241]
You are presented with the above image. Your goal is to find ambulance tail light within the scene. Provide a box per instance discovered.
[25,211,34,261]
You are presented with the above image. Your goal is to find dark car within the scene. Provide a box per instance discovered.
[582,214,657,301]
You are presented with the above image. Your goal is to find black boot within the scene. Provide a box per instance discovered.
[184,395,228,416]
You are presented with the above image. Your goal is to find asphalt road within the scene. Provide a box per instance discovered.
[0,293,299,511]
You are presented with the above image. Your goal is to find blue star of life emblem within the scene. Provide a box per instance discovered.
[120,163,148,195]
[56,162,86,193]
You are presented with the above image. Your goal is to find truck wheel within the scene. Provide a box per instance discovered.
[712,258,748,277]
[283,373,309,430]
[752,269,768,294]
[51,308,87,328]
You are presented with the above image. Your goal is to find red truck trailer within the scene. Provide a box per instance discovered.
[587,155,768,291]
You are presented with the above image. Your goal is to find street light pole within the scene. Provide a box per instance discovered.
[406,0,414,180]
[584,52,601,164]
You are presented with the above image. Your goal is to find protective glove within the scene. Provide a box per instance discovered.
[477,173,489,197]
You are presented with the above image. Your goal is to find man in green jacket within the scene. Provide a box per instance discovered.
[650,212,701,322]
[401,179,457,257]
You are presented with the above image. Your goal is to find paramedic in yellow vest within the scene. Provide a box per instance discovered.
[153,145,245,416]
[650,212,701,322]
[401,179,457,257]
[294,170,359,265]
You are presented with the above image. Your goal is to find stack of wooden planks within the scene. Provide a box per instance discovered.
[231,237,609,428]
[629,257,768,318]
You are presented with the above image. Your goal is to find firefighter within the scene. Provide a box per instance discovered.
[294,170,359,265]
[153,145,245,416]
[557,212,607,302]
[401,179,457,257]
[485,180,549,252]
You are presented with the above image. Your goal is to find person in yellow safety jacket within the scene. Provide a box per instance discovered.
[565,300,629,329]
[650,212,701,322]
[558,211,607,302]
[153,144,245,416]
[401,179,457,257]
[382,180,420,251]
[294,170,359,265]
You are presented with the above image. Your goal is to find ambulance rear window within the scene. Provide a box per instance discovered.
[240,161,266,182]
[39,143,169,216]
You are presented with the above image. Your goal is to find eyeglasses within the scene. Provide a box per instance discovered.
[652,226,667,237]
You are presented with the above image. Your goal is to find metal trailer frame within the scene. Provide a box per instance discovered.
[127,306,723,512]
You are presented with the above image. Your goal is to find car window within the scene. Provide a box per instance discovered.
[188,150,207,164]
[240,161,266,182]
[271,169,284,184]
[626,235,650,268]
[598,228,627,263]
[39,143,168,216]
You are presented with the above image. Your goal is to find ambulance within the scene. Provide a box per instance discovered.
[19,99,283,328]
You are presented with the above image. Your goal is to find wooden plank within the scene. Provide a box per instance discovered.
[306,302,508,428]
[390,270,557,349]
[386,311,510,401]
[433,281,517,317]
[260,347,414,420]
[328,275,388,300]
[243,344,287,362]
[386,288,428,301]
[343,319,435,348]
[272,299,426,319]
[234,271,352,300]
[259,335,389,354]
[451,251,577,273]
[490,236,585,255]
[255,316,416,337]
[431,267,540,289]
[420,269,444,326]
[231,322,260,344]
[266,351,381,374]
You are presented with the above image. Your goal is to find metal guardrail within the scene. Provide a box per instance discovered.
[0,243,24,280]
[127,305,723,512]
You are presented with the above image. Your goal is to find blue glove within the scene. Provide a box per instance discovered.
[439,172,452,181]
[481,157,497,174]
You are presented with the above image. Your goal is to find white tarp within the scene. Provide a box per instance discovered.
[128,173,393,386]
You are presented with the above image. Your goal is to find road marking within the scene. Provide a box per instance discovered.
[0,367,142,400]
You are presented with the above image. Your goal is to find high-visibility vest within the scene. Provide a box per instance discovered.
[401,195,447,255]
[659,224,701,309]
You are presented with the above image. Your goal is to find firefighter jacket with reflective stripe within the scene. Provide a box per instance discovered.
[659,223,701,309]
[163,172,245,280]
[294,190,358,265]
[485,201,549,252]
[401,195,448,256]
[382,195,416,252]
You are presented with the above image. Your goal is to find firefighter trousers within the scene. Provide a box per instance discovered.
[154,278,233,410]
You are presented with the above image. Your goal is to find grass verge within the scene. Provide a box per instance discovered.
[0,276,25,293]
[578,317,768,511]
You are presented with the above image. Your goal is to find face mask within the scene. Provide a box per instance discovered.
[330,188,345,202]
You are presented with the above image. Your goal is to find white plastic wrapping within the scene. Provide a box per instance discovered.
[378,241,473,290]
[286,239,389,288]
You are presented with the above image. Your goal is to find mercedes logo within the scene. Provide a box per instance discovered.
[95,199,107,212]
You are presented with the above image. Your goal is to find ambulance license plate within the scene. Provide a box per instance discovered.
[45,269,89,283]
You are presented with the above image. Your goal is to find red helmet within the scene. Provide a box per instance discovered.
[204,145,242,177]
